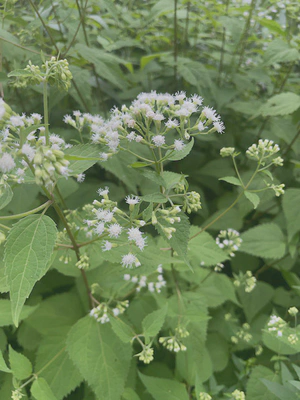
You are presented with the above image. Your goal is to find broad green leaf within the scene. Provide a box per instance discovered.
[0,184,13,210]
[263,39,299,65]
[65,144,101,174]
[9,346,32,380]
[261,379,296,400]
[161,171,186,190]
[110,318,134,343]
[219,176,242,186]
[7,69,32,78]
[260,93,300,117]
[142,202,153,222]
[188,227,228,267]
[282,188,300,241]
[31,378,58,400]
[258,19,286,36]
[0,300,37,327]
[130,162,151,168]
[0,350,11,373]
[165,138,194,161]
[244,191,260,209]
[67,316,131,400]
[199,273,239,307]
[122,387,141,400]
[142,305,168,342]
[4,215,57,326]
[206,333,229,372]
[139,373,189,400]
[240,223,286,259]
[141,170,166,186]
[140,52,170,69]
[262,328,300,355]
[247,366,279,400]
[238,282,274,322]
[35,334,82,400]
[141,192,168,203]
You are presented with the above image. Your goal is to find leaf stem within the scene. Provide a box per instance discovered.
[43,80,50,146]
[0,200,52,220]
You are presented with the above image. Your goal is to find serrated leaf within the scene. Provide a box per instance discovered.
[260,93,300,116]
[67,316,131,400]
[141,169,166,186]
[262,328,300,355]
[219,176,242,186]
[244,191,260,209]
[0,300,37,327]
[161,171,187,190]
[142,305,167,342]
[141,192,168,203]
[35,334,82,400]
[169,213,191,268]
[139,373,189,400]
[31,378,58,400]
[0,184,13,210]
[240,223,286,259]
[9,346,32,380]
[188,227,228,267]
[0,350,11,373]
[65,144,101,174]
[165,138,194,161]
[282,188,300,241]
[122,387,141,400]
[4,215,57,326]
[110,318,134,343]
[238,282,274,322]
[130,162,151,168]
[142,202,153,222]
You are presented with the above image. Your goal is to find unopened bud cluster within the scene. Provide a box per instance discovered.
[124,265,166,293]
[246,139,282,165]
[216,229,242,257]
[152,206,182,240]
[233,271,257,293]
[231,390,246,400]
[76,254,89,270]
[231,323,253,344]
[135,345,154,364]
[89,300,129,324]
[159,326,189,352]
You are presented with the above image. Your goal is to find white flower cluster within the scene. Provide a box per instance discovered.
[231,323,253,344]
[233,270,257,293]
[84,188,146,268]
[64,91,225,162]
[123,265,166,293]
[267,311,299,344]
[89,300,129,324]
[0,111,72,187]
[267,314,287,338]
[216,229,242,257]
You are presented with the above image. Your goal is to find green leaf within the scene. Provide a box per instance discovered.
[282,188,300,241]
[260,93,300,117]
[110,318,134,343]
[130,162,151,168]
[142,202,153,222]
[188,227,228,267]
[140,52,170,69]
[165,138,194,161]
[257,19,286,36]
[141,192,168,203]
[199,273,239,307]
[4,215,57,326]
[139,373,189,400]
[238,282,274,322]
[161,171,186,190]
[0,350,11,373]
[240,223,286,259]
[142,305,167,342]
[206,333,229,372]
[9,346,32,380]
[261,379,296,400]
[244,191,260,209]
[262,328,300,355]
[141,170,166,186]
[67,316,131,400]
[219,176,242,186]
[122,388,140,400]
[35,334,83,400]
[247,366,280,400]
[65,144,101,174]
[0,184,13,210]
[0,300,37,327]
[263,39,299,65]
[31,378,58,400]
[7,69,32,78]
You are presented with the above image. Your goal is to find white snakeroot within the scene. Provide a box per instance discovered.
[0,153,16,172]
[126,131,136,141]
[108,223,122,238]
[121,253,141,268]
[77,173,85,183]
[152,135,165,147]
[21,144,36,161]
[213,121,225,134]
[174,139,185,151]
[124,274,131,281]
[102,241,113,251]
[165,119,179,128]
[125,195,140,205]
[94,222,105,235]
[198,121,205,131]
[202,106,219,122]
[97,187,109,196]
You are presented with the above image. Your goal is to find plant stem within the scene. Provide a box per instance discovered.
[0,200,52,220]
[217,0,230,86]
[173,0,178,86]
[43,80,50,146]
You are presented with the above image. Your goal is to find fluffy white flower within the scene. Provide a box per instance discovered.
[21,144,36,161]
[165,119,179,128]
[125,195,140,205]
[0,153,16,172]
[121,253,141,268]
[102,240,113,251]
[152,135,165,147]
[108,223,122,238]
[213,121,225,134]
[174,139,185,151]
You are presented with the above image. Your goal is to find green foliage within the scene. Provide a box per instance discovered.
[0,0,299,399]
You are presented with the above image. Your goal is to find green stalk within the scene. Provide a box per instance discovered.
[0,200,52,220]
[43,80,50,146]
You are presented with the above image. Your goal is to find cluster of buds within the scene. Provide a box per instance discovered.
[216,229,242,257]
[135,344,154,364]
[231,323,253,344]
[199,393,212,400]
[9,57,72,91]
[267,183,285,197]
[89,300,129,324]
[124,265,166,293]
[246,139,283,165]
[159,326,189,352]
[33,142,70,187]
[11,390,23,400]
[233,271,257,293]
[75,254,89,270]
[220,147,237,158]
[152,206,182,239]
[183,191,201,214]
[231,390,246,400]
